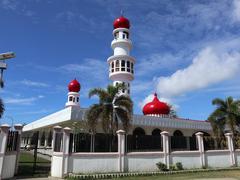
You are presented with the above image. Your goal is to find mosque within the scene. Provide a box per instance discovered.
[22,16,212,153]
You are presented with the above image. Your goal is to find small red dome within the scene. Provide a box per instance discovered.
[143,93,170,115]
[68,79,80,92]
[113,16,130,29]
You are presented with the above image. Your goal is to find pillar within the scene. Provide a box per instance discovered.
[161,131,170,168]
[225,133,236,166]
[0,124,10,178]
[63,127,71,176]
[51,126,71,178]
[14,124,23,174]
[196,132,205,168]
[117,130,125,172]
[44,131,48,147]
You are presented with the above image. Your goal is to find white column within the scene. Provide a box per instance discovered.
[196,132,205,168]
[51,126,71,178]
[44,131,48,147]
[37,131,41,148]
[161,131,170,168]
[14,124,23,174]
[62,127,71,176]
[117,130,125,172]
[225,133,236,166]
[0,124,10,179]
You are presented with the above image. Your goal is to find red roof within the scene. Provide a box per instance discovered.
[113,16,130,29]
[143,93,170,115]
[68,79,81,92]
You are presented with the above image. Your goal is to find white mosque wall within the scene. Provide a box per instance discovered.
[69,153,119,173]
[1,153,17,179]
[51,154,65,177]
[170,151,201,169]
[126,152,164,171]
[235,150,240,166]
[205,150,232,168]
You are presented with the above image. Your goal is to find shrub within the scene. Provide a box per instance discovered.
[169,164,176,171]
[156,162,168,171]
[175,162,183,170]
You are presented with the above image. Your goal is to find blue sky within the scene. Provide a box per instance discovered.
[0,0,240,125]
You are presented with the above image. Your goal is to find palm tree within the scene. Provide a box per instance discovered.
[86,84,133,151]
[209,96,240,135]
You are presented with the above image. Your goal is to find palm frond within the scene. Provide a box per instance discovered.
[86,104,103,133]
[88,88,109,102]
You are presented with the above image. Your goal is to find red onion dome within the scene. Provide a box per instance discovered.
[143,93,170,115]
[113,16,130,29]
[68,79,81,92]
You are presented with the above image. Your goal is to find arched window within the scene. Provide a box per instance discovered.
[152,129,161,136]
[123,31,129,39]
[127,61,130,72]
[131,62,134,73]
[173,130,184,136]
[116,60,119,71]
[69,96,73,101]
[111,62,114,72]
[121,60,125,71]
[133,127,145,136]
[171,130,186,150]
[77,97,79,102]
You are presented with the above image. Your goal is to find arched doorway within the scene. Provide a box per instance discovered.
[152,128,162,150]
[127,127,146,151]
[171,130,187,150]
[152,128,161,136]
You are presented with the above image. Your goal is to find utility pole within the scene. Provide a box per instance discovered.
[0,52,16,86]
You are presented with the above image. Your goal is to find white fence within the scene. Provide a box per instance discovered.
[50,126,238,178]
[0,124,23,179]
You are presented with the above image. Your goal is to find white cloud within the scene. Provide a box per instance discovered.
[136,53,185,77]
[20,79,49,87]
[58,58,108,82]
[233,0,240,22]
[5,95,44,105]
[156,47,240,98]
[0,0,17,10]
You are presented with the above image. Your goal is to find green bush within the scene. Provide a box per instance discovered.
[169,164,176,171]
[156,162,168,171]
[176,162,184,170]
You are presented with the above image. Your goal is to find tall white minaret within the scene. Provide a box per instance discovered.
[65,79,81,108]
[107,16,135,96]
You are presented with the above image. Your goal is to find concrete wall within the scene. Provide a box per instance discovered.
[126,152,164,172]
[69,153,119,173]
[1,153,17,179]
[170,151,201,169]
[206,150,231,168]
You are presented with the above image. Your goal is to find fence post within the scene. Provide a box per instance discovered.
[161,131,170,168]
[196,132,205,168]
[14,124,23,174]
[62,127,71,176]
[0,124,10,179]
[117,130,125,172]
[51,125,63,178]
[225,132,236,166]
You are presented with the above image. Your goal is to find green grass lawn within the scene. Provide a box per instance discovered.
[19,151,50,163]
[18,151,51,177]
[105,170,240,180]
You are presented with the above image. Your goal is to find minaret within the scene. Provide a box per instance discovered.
[65,79,81,107]
[107,16,135,95]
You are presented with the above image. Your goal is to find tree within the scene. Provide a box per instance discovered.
[209,96,240,136]
[86,84,133,135]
